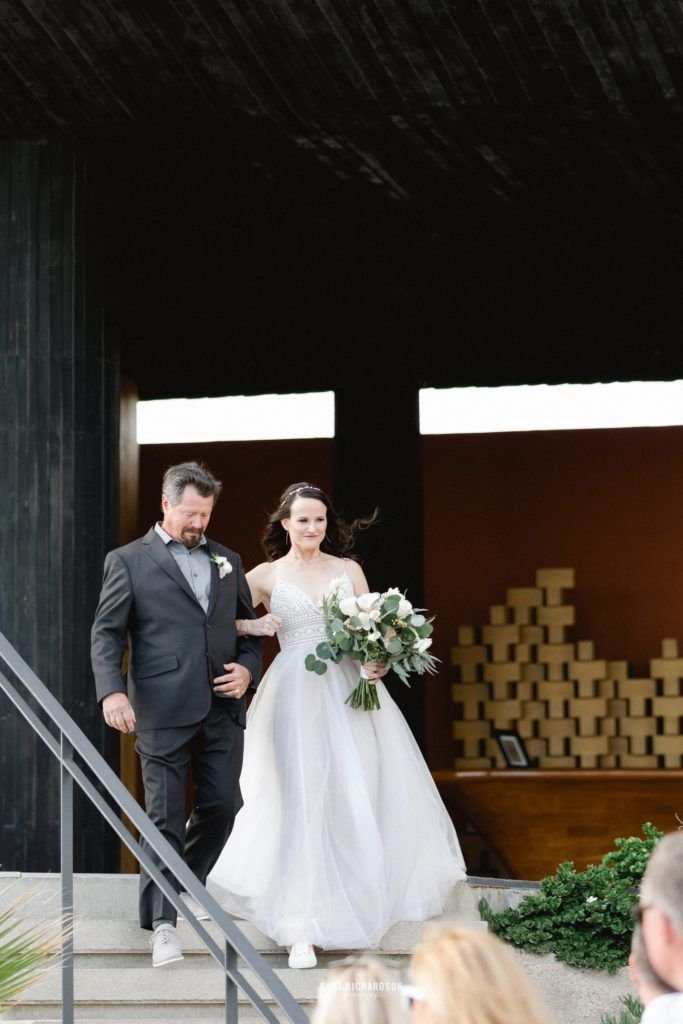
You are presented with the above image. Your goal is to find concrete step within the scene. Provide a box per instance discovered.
[2,873,501,1022]
[12,872,628,1024]
[0,871,534,920]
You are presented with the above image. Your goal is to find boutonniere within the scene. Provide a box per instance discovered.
[209,553,232,579]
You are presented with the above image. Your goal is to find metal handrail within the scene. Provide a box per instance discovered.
[0,631,308,1024]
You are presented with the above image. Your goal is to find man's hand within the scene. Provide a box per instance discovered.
[102,692,136,733]
[213,662,251,699]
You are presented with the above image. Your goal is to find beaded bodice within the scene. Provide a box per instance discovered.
[271,572,353,651]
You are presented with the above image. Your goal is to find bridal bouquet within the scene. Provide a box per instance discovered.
[304,581,439,710]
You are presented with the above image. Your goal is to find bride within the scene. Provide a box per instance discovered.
[208,482,467,968]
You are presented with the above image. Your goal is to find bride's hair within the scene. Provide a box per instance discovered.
[261,482,378,562]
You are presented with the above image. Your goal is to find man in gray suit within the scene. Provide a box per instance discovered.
[91,461,262,966]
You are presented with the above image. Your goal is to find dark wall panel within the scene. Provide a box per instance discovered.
[0,140,120,871]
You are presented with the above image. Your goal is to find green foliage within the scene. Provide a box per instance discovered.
[600,994,644,1024]
[0,886,68,1012]
[479,822,663,973]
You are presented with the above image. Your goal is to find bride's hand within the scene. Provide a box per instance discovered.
[237,614,282,637]
[362,661,389,683]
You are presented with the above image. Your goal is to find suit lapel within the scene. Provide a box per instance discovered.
[143,527,201,605]
[205,543,219,619]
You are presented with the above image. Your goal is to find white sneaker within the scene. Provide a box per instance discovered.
[177,892,210,922]
[151,924,184,967]
[288,943,317,969]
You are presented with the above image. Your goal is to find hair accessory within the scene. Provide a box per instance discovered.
[280,484,321,507]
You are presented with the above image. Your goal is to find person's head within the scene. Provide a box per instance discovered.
[160,461,223,549]
[409,924,548,1024]
[638,829,683,991]
[312,957,408,1024]
[261,482,378,561]
[628,922,676,1007]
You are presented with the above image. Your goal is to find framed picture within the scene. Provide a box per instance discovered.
[493,729,531,768]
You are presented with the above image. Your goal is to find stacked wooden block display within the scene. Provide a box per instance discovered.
[451,568,683,769]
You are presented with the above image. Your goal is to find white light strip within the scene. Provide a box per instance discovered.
[419,381,683,434]
[137,392,335,443]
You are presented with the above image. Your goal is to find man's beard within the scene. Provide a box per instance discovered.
[180,528,203,548]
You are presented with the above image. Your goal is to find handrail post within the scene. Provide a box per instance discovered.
[0,632,309,1024]
[225,939,238,1024]
[60,734,74,1024]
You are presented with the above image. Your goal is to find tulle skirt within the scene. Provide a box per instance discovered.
[208,648,466,949]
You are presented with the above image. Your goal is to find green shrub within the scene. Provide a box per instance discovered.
[479,822,662,973]
[600,994,644,1024]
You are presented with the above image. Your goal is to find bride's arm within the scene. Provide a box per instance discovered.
[236,563,282,637]
[344,557,370,596]
[343,559,388,679]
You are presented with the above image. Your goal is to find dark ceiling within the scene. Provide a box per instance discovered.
[3,1,683,397]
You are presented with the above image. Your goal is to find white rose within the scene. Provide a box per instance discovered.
[357,592,381,612]
[357,612,372,629]
[339,596,360,616]
[414,638,432,653]
[397,597,413,618]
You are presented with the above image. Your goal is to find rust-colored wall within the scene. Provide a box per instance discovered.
[423,427,683,768]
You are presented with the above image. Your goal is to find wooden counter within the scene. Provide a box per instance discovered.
[433,769,683,881]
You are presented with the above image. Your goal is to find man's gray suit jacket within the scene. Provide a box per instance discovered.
[90,528,262,730]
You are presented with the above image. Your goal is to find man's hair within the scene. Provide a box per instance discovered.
[641,830,683,930]
[161,462,223,506]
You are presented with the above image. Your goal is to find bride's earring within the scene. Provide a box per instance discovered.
[285,530,290,547]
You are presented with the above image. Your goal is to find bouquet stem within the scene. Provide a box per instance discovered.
[345,669,382,711]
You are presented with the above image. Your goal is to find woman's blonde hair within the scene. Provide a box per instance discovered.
[410,925,549,1024]
[311,957,408,1024]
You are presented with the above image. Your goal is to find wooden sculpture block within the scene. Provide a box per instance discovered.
[484,699,522,726]
[489,605,509,625]
[620,753,659,769]
[618,678,655,716]
[484,661,522,700]
[618,716,656,737]
[451,644,487,682]
[661,638,679,658]
[537,643,575,680]
[451,681,489,719]
[481,623,521,663]
[569,697,609,736]
[457,626,477,646]
[537,754,577,768]
[650,658,683,697]
[535,567,575,606]
[537,680,575,717]
[653,697,683,723]
[520,625,545,645]
[521,663,546,684]
[537,605,575,643]
[652,734,683,767]
[569,657,608,698]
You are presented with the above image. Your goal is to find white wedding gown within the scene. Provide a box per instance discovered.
[208,570,467,949]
